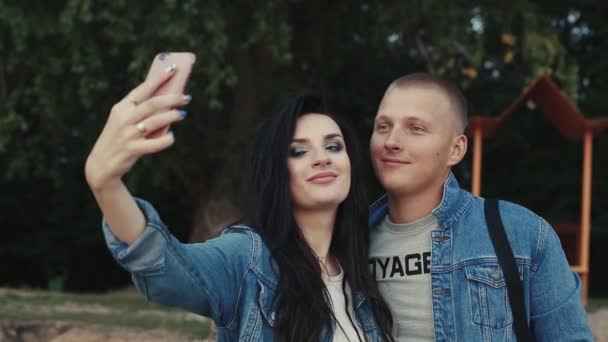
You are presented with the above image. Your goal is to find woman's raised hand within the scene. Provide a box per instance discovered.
[85,66,190,191]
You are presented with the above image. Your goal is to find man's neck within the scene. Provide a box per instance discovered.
[387,173,449,224]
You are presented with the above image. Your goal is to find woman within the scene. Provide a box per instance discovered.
[85,67,394,341]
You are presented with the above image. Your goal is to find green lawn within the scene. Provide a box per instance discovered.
[3,287,605,340]
[0,288,210,339]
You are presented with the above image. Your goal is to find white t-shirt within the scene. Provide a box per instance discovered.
[369,214,439,342]
[323,267,365,342]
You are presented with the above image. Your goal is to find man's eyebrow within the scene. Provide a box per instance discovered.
[375,114,430,124]
[406,116,431,125]
[375,114,391,121]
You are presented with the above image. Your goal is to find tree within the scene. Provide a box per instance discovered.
[1,0,606,290]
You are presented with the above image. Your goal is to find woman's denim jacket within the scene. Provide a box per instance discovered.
[368,173,593,341]
[103,199,385,341]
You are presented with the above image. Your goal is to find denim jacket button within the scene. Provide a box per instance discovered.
[270,311,276,321]
[433,288,450,296]
[492,271,501,281]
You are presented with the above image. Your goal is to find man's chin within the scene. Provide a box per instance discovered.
[379,179,415,196]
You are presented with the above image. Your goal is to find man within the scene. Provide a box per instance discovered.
[368,73,592,341]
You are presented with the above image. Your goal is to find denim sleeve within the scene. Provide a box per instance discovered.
[102,198,252,325]
[529,218,593,341]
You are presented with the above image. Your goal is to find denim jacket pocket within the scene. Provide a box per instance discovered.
[258,279,278,328]
[465,263,523,329]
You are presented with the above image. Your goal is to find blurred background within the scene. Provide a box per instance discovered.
[1,0,607,340]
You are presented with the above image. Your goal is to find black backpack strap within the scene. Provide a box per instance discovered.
[484,199,535,342]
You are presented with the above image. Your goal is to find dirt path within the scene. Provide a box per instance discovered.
[590,309,608,342]
[0,321,211,342]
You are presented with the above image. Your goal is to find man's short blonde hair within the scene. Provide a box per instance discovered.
[385,73,468,133]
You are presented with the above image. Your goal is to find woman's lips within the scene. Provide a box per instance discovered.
[307,172,338,184]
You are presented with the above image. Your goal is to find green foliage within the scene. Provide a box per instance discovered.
[1,0,607,291]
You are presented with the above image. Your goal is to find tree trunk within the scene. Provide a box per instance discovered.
[189,189,239,243]
[188,42,278,242]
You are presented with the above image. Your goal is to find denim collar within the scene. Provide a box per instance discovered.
[368,172,473,230]
[226,225,368,309]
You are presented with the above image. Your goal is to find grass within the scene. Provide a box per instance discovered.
[3,287,605,340]
[0,288,210,339]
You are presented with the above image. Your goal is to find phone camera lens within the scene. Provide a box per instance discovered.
[158,52,169,60]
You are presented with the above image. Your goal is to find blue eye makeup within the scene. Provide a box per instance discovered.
[289,146,307,157]
[325,141,344,152]
[289,139,343,157]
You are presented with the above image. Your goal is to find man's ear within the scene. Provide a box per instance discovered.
[447,134,467,166]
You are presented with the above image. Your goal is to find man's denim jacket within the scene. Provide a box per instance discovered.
[368,173,593,341]
[103,199,385,341]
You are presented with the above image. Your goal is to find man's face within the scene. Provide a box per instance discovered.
[370,85,464,197]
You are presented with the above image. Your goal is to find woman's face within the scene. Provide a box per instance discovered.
[288,113,351,211]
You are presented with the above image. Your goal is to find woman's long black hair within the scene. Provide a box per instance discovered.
[240,94,394,341]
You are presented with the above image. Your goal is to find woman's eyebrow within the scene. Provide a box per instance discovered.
[324,133,343,140]
[291,133,343,143]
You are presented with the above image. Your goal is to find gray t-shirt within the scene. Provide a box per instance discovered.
[369,214,440,342]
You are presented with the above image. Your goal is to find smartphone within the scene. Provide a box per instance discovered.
[144,52,196,137]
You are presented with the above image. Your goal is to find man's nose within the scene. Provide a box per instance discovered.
[384,130,402,152]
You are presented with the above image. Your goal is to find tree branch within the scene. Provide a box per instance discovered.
[415,29,435,73]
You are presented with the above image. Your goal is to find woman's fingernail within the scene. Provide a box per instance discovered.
[183,94,192,103]
[165,64,177,73]
[179,110,188,118]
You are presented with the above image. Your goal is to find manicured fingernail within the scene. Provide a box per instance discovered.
[179,110,188,118]
[165,64,177,73]
[183,94,192,103]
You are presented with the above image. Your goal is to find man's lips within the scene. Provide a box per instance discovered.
[381,158,410,166]
[307,172,338,184]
